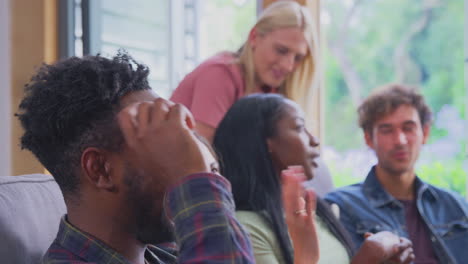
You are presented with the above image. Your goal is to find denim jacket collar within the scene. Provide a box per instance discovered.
[362,165,439,208]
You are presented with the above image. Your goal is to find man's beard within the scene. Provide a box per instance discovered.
[134,207,175,245]
[381,159,412,176]
[123,165,175,245]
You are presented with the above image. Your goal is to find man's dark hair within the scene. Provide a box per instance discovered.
[358,83,433,133]
[16,52,151,198]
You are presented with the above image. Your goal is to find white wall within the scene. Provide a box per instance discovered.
[465,0,468,198]
[0,0,11,175]
[465,0,467,103]
[465,0,467,83]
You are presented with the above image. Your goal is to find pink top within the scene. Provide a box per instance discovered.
[170,52,246,128]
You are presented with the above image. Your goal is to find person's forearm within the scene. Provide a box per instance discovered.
[165,173,255,264]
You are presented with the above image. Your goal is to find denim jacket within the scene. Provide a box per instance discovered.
[325,166,468,264]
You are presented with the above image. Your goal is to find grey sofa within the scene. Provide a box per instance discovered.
[0,174,66,264]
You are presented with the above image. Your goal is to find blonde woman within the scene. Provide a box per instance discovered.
[171,0,319,141]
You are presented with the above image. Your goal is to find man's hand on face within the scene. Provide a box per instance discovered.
[117,98,215,187]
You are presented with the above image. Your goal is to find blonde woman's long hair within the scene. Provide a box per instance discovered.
[237,0,319,108]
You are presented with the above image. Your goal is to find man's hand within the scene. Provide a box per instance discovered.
[382,236,414,264]
[352,231,414,264]
[117,98,215,187]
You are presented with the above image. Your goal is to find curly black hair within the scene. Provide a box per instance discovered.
[16,52,151,197]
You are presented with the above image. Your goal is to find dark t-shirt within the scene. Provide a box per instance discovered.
[400,199,439,264]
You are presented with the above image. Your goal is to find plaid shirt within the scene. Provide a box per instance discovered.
[41,173,254,264]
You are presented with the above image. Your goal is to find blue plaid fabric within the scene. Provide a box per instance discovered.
[41,173,254,264]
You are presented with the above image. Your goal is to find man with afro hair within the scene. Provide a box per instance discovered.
[17,52,254,264]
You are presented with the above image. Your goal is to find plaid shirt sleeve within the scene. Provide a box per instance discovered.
[164,173,255,264]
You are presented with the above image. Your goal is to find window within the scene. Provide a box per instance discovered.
[196,0,256,63]
[66,0,256,99]
[322,0,466,196]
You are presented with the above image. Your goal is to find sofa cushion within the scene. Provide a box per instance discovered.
[0,174,66,264]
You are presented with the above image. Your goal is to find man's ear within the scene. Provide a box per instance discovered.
[81,147,117,192]
[422,124,431,144]
[364,130,374,149]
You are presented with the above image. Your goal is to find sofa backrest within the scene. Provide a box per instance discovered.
[0,174,66,264]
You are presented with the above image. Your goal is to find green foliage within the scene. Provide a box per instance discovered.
[329,163,362,188]
[414,0,465,116]
[330,158,467,197]
[417,160,467,197]
[323,0,466,194]
[427,127,448,144]
[324,97,364,150]
[323,0,465,136]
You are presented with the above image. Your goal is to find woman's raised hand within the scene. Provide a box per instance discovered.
[282,166,319,264]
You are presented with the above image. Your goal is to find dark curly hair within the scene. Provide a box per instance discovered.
[358,83,433,134]
[16,52,151,198]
